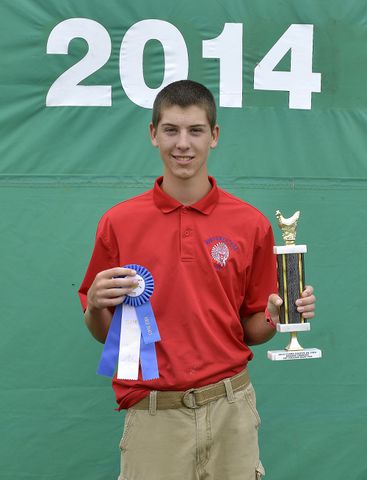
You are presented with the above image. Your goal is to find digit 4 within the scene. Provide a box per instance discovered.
[254,24,321,110]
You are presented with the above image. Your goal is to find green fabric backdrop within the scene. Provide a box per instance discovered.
[1,1,366,479]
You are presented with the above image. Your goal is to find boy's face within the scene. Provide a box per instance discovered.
[149,104,219,183]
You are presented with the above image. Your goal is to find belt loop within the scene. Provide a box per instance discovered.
[223,378,235,403]
[149,391,157,415]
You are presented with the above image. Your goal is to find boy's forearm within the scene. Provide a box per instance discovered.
[84,306,113,343]
[241,312,276,346]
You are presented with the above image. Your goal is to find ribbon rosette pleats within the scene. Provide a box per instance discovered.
[97,264,160,381]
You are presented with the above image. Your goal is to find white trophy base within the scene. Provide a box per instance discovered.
[267,348,322,361]
[276,322,310,333]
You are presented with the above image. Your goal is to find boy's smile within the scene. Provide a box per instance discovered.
[149,105,219,184]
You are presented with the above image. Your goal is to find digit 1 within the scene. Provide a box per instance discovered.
[203,23,243,108]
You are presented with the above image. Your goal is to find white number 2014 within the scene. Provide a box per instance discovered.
[46,19,321,109]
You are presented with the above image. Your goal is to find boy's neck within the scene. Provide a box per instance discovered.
[161,173,212,206]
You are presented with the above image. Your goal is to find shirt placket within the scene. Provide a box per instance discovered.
[180,206,195,261]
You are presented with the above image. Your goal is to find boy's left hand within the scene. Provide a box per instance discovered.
[267,285,316,325]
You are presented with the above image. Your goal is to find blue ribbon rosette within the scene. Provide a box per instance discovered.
[97,264,160,381]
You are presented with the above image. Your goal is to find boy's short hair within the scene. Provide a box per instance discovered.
[152,80,217,130]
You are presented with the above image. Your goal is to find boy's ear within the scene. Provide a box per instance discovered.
[149,122,158,147]
[210,124,220,149]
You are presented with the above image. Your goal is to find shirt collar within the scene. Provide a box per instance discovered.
[153,176,219,215]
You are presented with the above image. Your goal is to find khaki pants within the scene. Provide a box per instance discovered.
[118,382,265,480]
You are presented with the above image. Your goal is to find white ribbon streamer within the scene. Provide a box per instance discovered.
[117,303,141,380]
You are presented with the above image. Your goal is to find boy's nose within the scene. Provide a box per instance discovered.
[176,131,190,150]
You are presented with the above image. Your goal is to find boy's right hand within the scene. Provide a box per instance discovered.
[87,267,139,311]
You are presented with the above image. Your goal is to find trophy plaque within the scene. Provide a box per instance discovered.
[267,210,322,361]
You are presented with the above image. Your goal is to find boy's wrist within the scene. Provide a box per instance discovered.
[265,307,277,330]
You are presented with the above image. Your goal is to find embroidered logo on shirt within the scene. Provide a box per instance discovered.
[211,242,229,267]
[205,236,239,270]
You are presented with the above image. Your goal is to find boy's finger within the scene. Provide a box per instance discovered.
[301,285,314,297]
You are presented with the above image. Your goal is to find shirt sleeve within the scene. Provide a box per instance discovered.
[78,215,119,311]
[239,222,278,318]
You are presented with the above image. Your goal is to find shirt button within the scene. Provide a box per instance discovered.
[183,229,191,237]
[182,207,188,214]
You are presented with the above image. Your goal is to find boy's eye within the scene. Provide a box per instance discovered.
[191,128,203,134]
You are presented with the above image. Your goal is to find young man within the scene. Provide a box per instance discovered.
[79,80,315,480]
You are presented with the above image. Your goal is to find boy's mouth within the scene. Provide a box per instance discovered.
[172,155,194,163]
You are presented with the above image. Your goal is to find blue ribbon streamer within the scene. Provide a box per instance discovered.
[96,264,160,380]
[135,301,160,344]
[140,341,159,381]
[96,304,122,377]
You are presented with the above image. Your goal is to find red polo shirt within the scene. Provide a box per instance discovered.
[79,177,277,409]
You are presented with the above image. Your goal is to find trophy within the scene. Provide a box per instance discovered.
[267,210,322,361]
